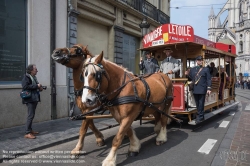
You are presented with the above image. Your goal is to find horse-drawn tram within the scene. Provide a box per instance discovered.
[140,23,239,125]
[51,24,240,166]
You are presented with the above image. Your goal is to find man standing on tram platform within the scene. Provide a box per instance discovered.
[139,51,159,75]
[185,56,212,123]
[159,47,180,79]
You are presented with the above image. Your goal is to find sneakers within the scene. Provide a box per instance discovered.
[195,118,205,124]
[31,131,39,135]
[24,133,36,139]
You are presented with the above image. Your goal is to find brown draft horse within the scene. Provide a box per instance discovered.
[51,44,105,158]
[81,52,173,166]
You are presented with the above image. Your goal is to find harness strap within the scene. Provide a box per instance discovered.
[69,105,104,120]
[110,96,141,106]
[136,76,151,125]
[135,97,181,123]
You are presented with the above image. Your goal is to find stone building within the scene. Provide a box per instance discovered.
[0,0,170,128]
[208,0,250,78]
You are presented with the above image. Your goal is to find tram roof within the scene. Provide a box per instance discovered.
[138,42,237,60]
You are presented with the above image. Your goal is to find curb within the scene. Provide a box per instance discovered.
[0,119,119,163]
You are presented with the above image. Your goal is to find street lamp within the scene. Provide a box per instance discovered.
[139,17,150,75]
[139,17,150,37]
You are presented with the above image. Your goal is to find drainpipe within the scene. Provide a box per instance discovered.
[50,0,57,119]
[67,0,75,116]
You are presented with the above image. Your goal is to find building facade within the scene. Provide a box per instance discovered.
[0,0,68,129]
[0,0,170,129]
[208,0,250,78]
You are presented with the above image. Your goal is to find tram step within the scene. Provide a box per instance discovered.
[188,101,240,125]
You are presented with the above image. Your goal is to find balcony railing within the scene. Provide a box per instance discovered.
[119,0,170,24]
[157,9,170,24]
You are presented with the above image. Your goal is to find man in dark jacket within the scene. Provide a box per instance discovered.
[21,64,43,139]
[185,56,211,123]
[139,51,159,75]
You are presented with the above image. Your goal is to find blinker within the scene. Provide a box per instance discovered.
[80,73,84,82]
[95,71,102,82]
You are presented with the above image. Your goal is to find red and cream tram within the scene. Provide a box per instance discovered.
[140,23,239,124]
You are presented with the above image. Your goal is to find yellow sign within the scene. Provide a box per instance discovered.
[163,33,169,42]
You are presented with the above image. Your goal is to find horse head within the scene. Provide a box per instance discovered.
[51,44,91,68]
[81,52,110,107]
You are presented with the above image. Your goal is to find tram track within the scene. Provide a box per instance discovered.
[235,89,250,102]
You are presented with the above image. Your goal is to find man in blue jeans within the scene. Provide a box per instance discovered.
[185,56,211,123]
[21,64,43,139]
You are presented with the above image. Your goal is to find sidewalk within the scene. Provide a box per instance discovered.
[0,117,119,162]
[211,89,250,166]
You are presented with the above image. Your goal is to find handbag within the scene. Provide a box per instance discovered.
[20,90,32,99]
[188,81,194,91]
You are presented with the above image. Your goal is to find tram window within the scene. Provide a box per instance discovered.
[187,60,195,68]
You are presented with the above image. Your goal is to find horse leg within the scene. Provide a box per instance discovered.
[127,127,141,157]
[156,105,171,145]
[88,120,105,146]
[70,119,90,159]
[153,113,161,135]
[102,118,133,166]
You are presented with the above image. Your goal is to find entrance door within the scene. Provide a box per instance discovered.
[122,34,137,73]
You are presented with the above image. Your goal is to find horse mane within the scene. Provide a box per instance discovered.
[83,55,134,75]
[83,46,94,57]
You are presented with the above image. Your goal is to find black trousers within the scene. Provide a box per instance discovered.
[193,94,206,120]
[25,102,38,134]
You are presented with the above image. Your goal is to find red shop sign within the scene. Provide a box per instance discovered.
[142,23,194,48]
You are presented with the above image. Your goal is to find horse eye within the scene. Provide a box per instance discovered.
[93,73,95,77]
[85,70,88,77]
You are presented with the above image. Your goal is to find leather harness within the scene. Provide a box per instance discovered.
[70,62,182,124]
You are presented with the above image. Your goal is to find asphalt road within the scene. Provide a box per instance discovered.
[3,88,249,166]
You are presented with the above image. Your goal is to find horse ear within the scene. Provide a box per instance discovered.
[95,51,104,64]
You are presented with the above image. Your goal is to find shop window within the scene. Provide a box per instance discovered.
[0,0,26,84]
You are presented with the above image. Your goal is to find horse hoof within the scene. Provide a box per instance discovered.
[156,141,165,146]
[97,138,105,147]
[127,151,139,157]
[70,154,80,160]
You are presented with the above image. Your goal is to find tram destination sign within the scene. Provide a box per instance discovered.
[143,23,194,48]
[194,35,216,48]
[142,24,216,48]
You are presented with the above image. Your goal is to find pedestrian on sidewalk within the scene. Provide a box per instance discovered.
[21,64,43,139]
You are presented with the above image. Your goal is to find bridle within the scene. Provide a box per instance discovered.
[80,58,109,97]
[54,45,87,65]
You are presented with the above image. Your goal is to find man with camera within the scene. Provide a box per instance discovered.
[21,64,45,139]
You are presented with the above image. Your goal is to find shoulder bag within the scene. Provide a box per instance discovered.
[20,90,31,99]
